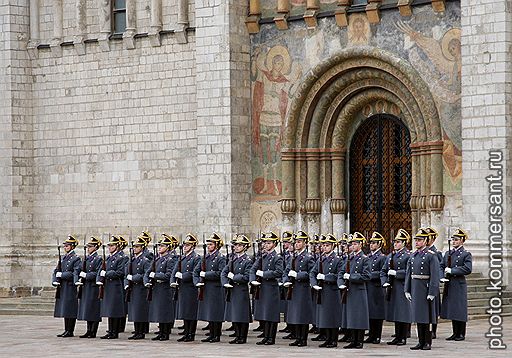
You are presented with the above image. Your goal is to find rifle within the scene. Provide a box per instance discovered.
[443,238,452,299]
[147,235,157,301]
[126,245,134,302]
[249,240,257,296]
[316,252,323,304]
[198,235,207,301]
[341,254,350,304]
[98,244,106,299]
[225,241,234,302]
[385,250,395,301]
[279,238,286,301]
[173,244,183,301]
[55,239,62,300]
[286,251,296,300]
[253,241,263,300]
[77,236,87,299]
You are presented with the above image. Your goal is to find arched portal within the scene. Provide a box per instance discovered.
[280,47,444,237]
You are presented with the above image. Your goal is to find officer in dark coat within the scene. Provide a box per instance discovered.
[309,235,322,336]
[137,231,154,335]
[405,228,440,350]
[425,226,442,339]
[338,232,370,349]
[117,235,129,334]
[195,232,227,343]
[282,230,314,346]
[145,233,178,341]
[250,231,284,345]
[221,234,253,344]
[338,233,351,343]
[381,229,412,346]
[96,235,128,339]
[364,231,387,344]
[125,235,152,340]
[52,235,81,337]
[77,236,103,338]
[440,228,472,341]
[311,234,343,348]
[171,233,202,342]
[279,231,294,338]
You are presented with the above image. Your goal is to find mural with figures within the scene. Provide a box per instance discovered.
[250,2,461,230]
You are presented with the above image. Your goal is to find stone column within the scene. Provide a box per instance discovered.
[98,0,111,51]
[281,152,297,231]
[28,0,40,58]
[331,151,347,235]
[50,0,63,55]
[305,153,320,235]
[149,0,162,46]
[410,144,421,234]
[73,0,87,55]
[176,0,189,44]
[123,0,137,49]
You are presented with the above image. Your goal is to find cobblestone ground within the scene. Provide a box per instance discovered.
[0,316,509,357]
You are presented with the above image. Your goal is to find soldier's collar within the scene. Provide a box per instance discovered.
[371,248,381,256]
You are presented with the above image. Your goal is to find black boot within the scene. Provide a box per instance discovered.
[396,322,407,345]
[239,323,249,344]
[344,329,361,349]
[256,321,269,345]
[89,321,99,338]
[325,328,338,348]
[177,320,189,341]
[183,320,197,342]
[57,318,68,337]
[312,328,327,341]
[423,326,432,350]
[128,322,139,340]
[446,320,457,340]
[118,316,126,333]
[61,318,75,337]
[253,321,264,331]
[370,319,382,344]
[80,321,92,338]
[229,323,240,344]
[159,323,171,341]
[364,320,375,343]
[264,322,277,345]
[152,323,163,341]
[319,328,331,347]
[454,321,466,341]
[431,323,437,339]
[410,324,425,350]
[210,322,221,342]
[201,322,214,342]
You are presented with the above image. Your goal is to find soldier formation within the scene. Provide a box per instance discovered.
[52,227,472,350]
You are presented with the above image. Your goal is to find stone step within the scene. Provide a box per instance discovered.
[468,304,512,316]
[467,297,512,308]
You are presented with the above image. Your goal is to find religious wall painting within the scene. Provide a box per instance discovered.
[396,21,462,187]
[348,13,371,45]
[251,44,303,199]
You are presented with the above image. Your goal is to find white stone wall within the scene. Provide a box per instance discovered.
[461,0,512,284]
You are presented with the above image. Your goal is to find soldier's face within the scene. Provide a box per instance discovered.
[451,237,462,248]
[263,241,276,252]
[321,243,333,254]
[108,244,117,254]
[63,244,73,253]
[393,240,404,250]
[294,240,305,251]
[207,242,216,253]
[369,241,380,251]
[183,243,194,254]
[158,244,169,255]
[233,243,245,253]
[133,245,143,254]
[415,238,427,250]
[86,245,97,255]
[351,241,362,252]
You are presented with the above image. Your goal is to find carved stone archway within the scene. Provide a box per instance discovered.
[280,47,444,236]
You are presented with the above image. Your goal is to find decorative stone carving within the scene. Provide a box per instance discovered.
[305,198,321,214]
[149,0,162,47]
[123,0,137,49]
[366,0,381,24]
[98,0,111,51]
[431,0,446,13]
[303,0,319,29]
[246,0,261,34]
[335,0,350,27]
[330,198,346,214]
[397,0,413,17]
[274,0,289,30]
[429,194,445,211]
[280,198,297,214]
[176,0,189,44]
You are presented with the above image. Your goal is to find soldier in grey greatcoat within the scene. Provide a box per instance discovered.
[250,231,284,346]
[96,235,128,339]
[144,233,178,341]
[282,230,314,347]
[405,228,440,351]
[171,233,202,342]
[279,231,294,338]
[338,232,371,349]
[309,235,323,337]
[77,236,103,338]
[425,226,443,339]
[364,232,387,344]
[440,228,472,341]
[338,234,351,343]
[311,234,343,348]
[195,233,227,343]
[52,235,81,337]
[381,229,412,346]
[124,235,152,340]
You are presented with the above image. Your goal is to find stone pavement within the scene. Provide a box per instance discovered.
[0,316,509,357]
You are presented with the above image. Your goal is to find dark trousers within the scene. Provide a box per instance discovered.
[368,319,383,340]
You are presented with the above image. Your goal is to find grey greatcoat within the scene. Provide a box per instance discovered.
[282,250,315,325]
[221,253,253,323]
[279,251,291,317]
[380,248,412,323]
[53,251,81,318]
[404,248,440,324]
[144,252,178,323]
[171,251,201,320]
[125,254,151,322]
[338,251,371,330]
[366,249,387,320]
[310,251,343,329]
[429,244,443,320]
[77,251,102,322]
[97,250,128,318]
[250,250,284,323]
[440,247,472,322]
[195,250,227,322]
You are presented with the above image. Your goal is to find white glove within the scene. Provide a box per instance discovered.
[149,272,155,278]
[251,280,261,286]
[127,274,133,281]
[79,271,87,278]
[440,278,449,283]
[75,282,83,286]
[224,283,233,288]
[339,284,346,290]
[124,285,129,290]
[196,282,204,287]
[444,267,452,274]
[316,273,325,280]
[170,282,178,288]
[383,282,390,287]
[200,271,206,278]
[56,272,62,278]
[95,281,103,286]
[283,282,292,287]
[144,283,152,288]
[405,292,412,301]
[175,272,183,279]
[278,282,283,286]
[312,285,322,291]
[227,272,235,280]
[100,270,106,277]
[427,295,435,301]
[256,270,264,277]
[343,273,350,280]
[288,270,297,278]
[53,281,60,286]
[387,269,397,276]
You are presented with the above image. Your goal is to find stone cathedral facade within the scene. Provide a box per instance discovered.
[0,0,510,296]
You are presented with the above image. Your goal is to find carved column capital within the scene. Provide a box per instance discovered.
[280,199,297,214]
[330,198,347,215]
[304,198,321,214]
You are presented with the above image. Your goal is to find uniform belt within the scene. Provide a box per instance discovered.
[412,274,430,279]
